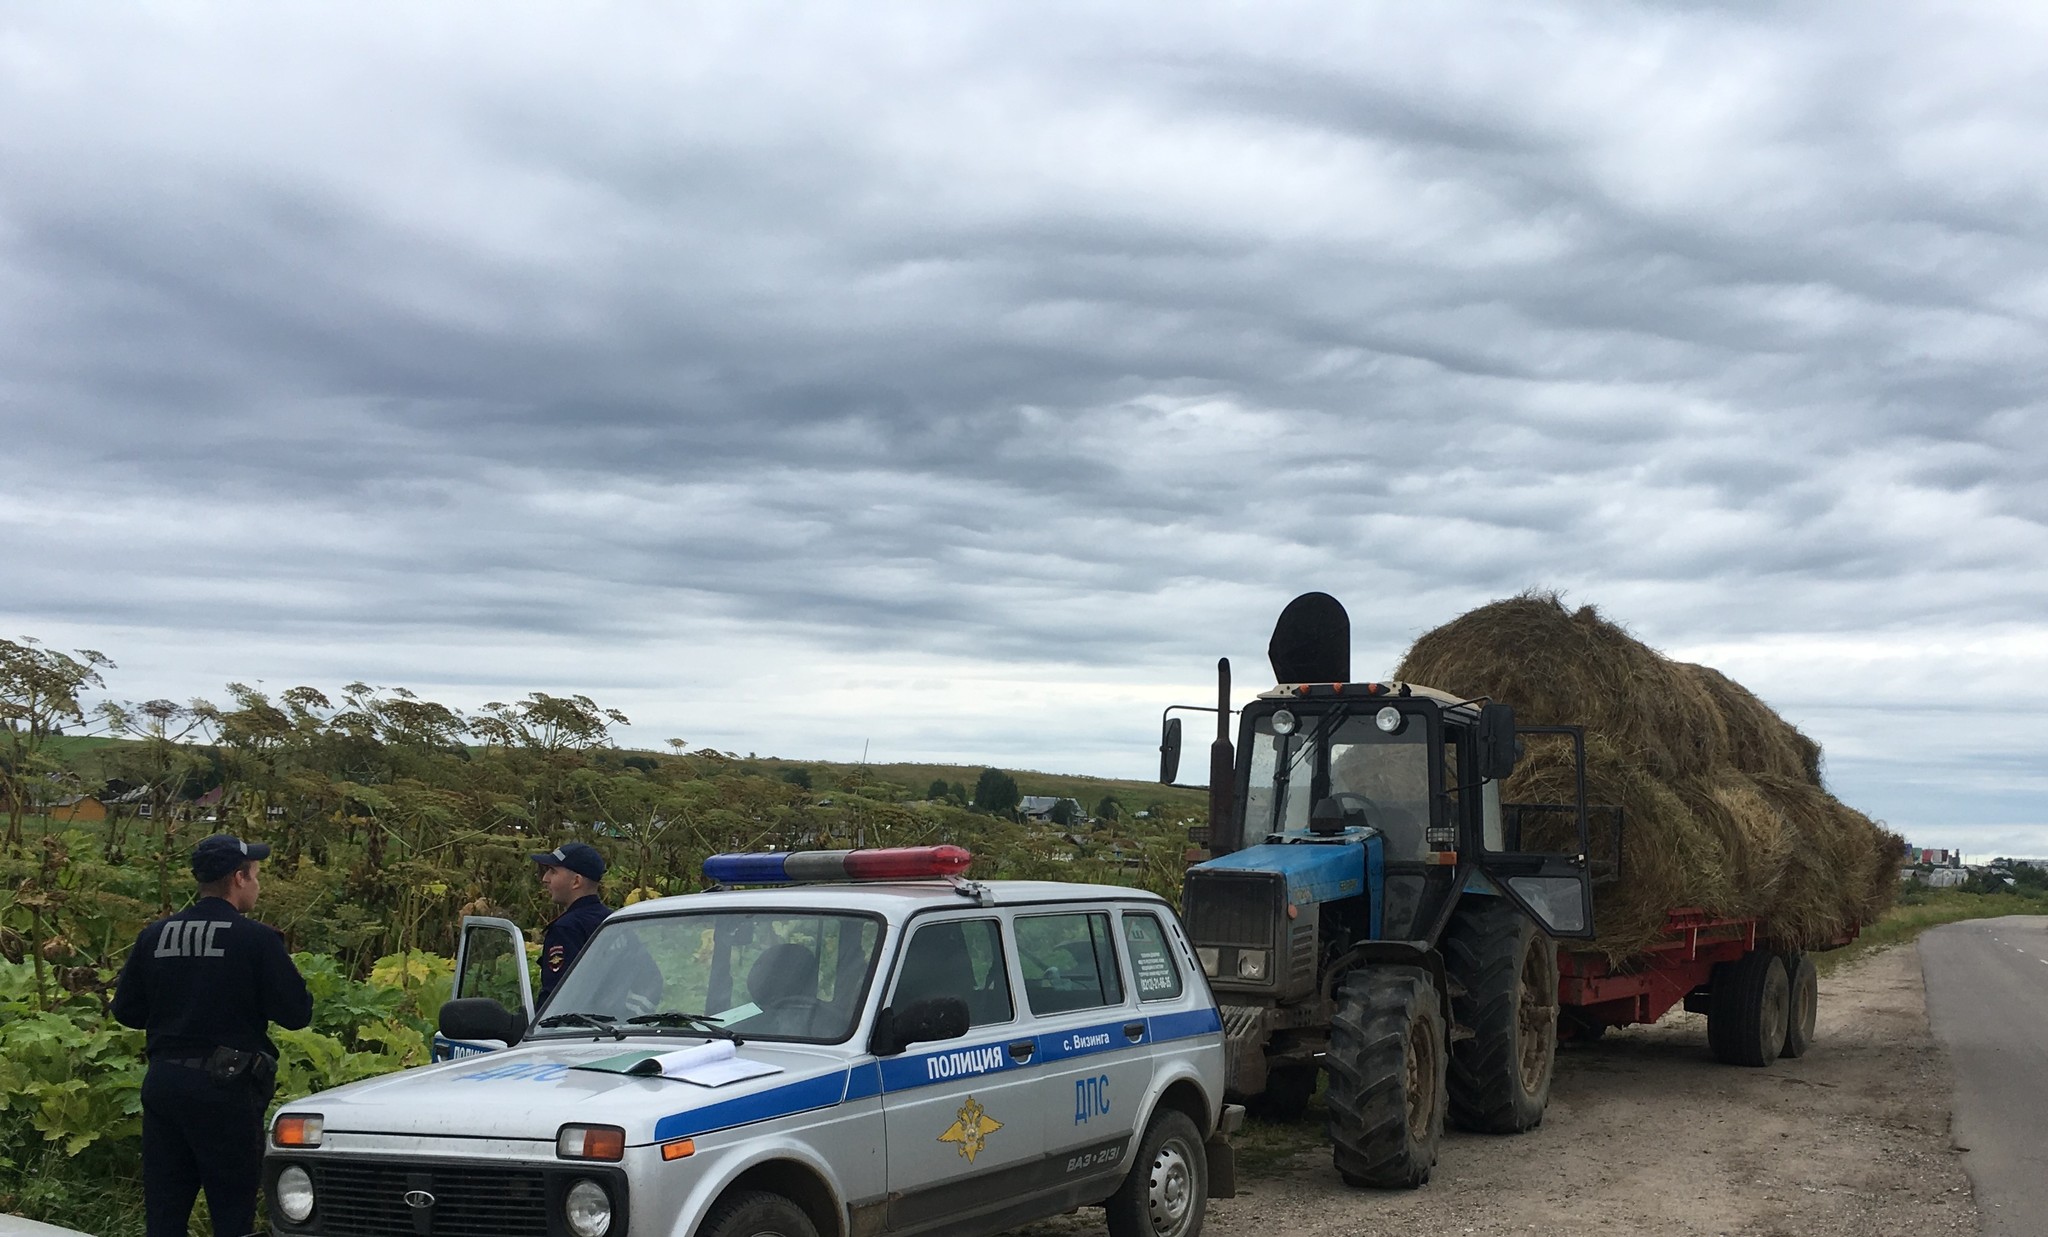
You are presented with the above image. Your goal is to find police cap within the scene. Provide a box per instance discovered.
[530,841,606,882]
[192,833,270,883]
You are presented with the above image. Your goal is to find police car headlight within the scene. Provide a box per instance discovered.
[276,1165,315,1223]
[565,1178,613,1237]
[1236,950,1269,980]
[1197,947,1220,977]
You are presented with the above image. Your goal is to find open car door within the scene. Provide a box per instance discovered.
[431,915,535,1061]
[1476,724,1596,940]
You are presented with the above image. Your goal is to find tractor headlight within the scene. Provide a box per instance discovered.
[1236,950,1269,980]
[565,1178,613,1237]
[1197,947,1220,977]
[276,1165,315,1223]
[1375,706,1405,734]
[1271,709,1298,736]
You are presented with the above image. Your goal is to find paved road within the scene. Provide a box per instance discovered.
[1920,915,2048,1237]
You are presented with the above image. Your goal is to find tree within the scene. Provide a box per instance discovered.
[1094,795,1123,823]
[782,767,813,791]
[972,768,1020,816]
[927,778,950,801]
[0,638,113,850]
[1049,798,1078,827]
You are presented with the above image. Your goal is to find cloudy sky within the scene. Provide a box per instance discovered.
[4,2,2043,857]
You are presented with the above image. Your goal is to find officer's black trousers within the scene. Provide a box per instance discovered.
[141,1062,272,1237]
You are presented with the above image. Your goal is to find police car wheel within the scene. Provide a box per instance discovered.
[1104,1107,1207,1237]
[698,1189,819,1237]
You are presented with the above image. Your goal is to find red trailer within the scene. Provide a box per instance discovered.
[1556,908,1856,1064]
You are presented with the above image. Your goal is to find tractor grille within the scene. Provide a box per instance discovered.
[309,1160,551,1237]
[1182,870,1281,949]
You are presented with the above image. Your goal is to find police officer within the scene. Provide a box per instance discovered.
[531,841,612,1001]
[112,833,313,1237]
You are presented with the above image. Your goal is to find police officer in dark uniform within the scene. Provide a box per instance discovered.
[113,834,313,1237]
[531,841,612,1002]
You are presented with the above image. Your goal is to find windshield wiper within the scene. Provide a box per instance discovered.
[535,1011,626,1039]
[625,1011,744,1044]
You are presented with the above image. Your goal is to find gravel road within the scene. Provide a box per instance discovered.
[1020,943,1974,1237]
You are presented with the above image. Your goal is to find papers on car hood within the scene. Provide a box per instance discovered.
[573,1039,784,1087]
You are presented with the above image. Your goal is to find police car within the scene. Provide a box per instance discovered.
[264,846,1241,1237]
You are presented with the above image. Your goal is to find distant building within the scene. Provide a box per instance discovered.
[1018,796,1086,823]
[1925,868,1970,888]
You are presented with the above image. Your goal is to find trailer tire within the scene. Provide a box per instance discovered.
[1325,965,1445,1189]
[1779,952,1817,1058]
[1443,899,1558,1134]
[1706,950,1788,1066]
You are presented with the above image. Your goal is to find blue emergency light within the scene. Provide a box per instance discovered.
[702,845,974,886]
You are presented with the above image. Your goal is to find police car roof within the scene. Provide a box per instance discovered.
[607,879,1168,922]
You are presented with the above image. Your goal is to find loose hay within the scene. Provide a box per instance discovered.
[1394,592,1899,958]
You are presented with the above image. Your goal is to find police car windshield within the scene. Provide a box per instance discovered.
[537,910,884,1044]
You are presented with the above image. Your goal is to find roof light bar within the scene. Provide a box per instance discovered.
[703,845,974,886]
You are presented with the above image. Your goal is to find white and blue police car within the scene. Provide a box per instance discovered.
[265,846,1241,1237]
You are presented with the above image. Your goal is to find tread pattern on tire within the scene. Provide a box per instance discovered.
[1707,949,1788,1067]
[1324,965,1445,1189]
[1443,898,1558,1134]
[698,1189,820,1237]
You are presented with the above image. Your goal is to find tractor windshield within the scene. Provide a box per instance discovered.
[1241,709,1433,860]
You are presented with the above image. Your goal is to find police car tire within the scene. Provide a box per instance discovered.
[698,1189,820,1237]
[1325,965,1446,1190]
[1443,899,1558,1134]
[1103,1106,1208,1237]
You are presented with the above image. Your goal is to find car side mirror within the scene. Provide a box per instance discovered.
[1477,702,1519,781]
[1159,717,1183,784]
[869,996,970,1057]
[439,997,528,1047]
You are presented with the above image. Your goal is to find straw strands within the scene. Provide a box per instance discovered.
[1394,592,1900,958]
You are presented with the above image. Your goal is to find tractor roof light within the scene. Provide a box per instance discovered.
[1375,706,1405,734]
[702,845,974,886]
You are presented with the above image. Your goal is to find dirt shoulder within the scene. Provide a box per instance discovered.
[1024,944,1975,1237]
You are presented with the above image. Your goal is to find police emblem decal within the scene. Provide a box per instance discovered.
[938,1096,1002,1163]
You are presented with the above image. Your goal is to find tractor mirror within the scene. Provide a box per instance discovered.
[1160,717,1183,784]
[1477,703,1519,781]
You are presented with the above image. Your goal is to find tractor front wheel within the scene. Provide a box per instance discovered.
[1325,966,1446,1189]
[1444,898,1558,1133]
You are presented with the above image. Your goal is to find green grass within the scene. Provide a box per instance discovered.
[1815,887,2048,974]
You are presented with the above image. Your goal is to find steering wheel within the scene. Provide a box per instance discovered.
[1325,791,1384,822]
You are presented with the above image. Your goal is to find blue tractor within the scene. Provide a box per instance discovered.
[1160,593,1596,1188]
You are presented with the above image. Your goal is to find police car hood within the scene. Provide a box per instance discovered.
[303,1039,853,1144]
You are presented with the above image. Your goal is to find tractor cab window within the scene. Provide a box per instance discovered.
[1242,708,1434,861]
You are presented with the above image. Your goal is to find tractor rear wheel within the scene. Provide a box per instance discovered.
[1779,951,1818,1058]
[1707,950,1789,1066]
[1325,965,1446,1189]
[1443,898,1558,1134]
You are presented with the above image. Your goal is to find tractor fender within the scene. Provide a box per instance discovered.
[1322,941,1450,1027]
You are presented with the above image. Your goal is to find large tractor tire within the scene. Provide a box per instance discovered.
[1779,951,1818,1059]
[1443,898,1559,1134]
[1706,949,1789,1066]
[1325,965,1446,1189]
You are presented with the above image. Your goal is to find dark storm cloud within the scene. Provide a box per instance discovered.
[3,0,2046,846]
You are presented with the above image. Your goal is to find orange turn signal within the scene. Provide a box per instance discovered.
[273,1114,324,1147]
[661,1138,696,1161]
[557,1124,626,1161]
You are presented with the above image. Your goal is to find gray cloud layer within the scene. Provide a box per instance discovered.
[4,2,2044,852]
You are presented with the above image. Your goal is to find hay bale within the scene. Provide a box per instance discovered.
[1395,593,1727,781]
[1395,593,1898,957]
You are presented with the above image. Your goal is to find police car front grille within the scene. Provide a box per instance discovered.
[309,1160,550,1237]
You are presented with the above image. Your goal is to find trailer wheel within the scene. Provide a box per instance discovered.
[1443,899,1558,1134]
[1325,965,1445,1189]
[1779,952,1817,1058]
[1706,950,1788,1066]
